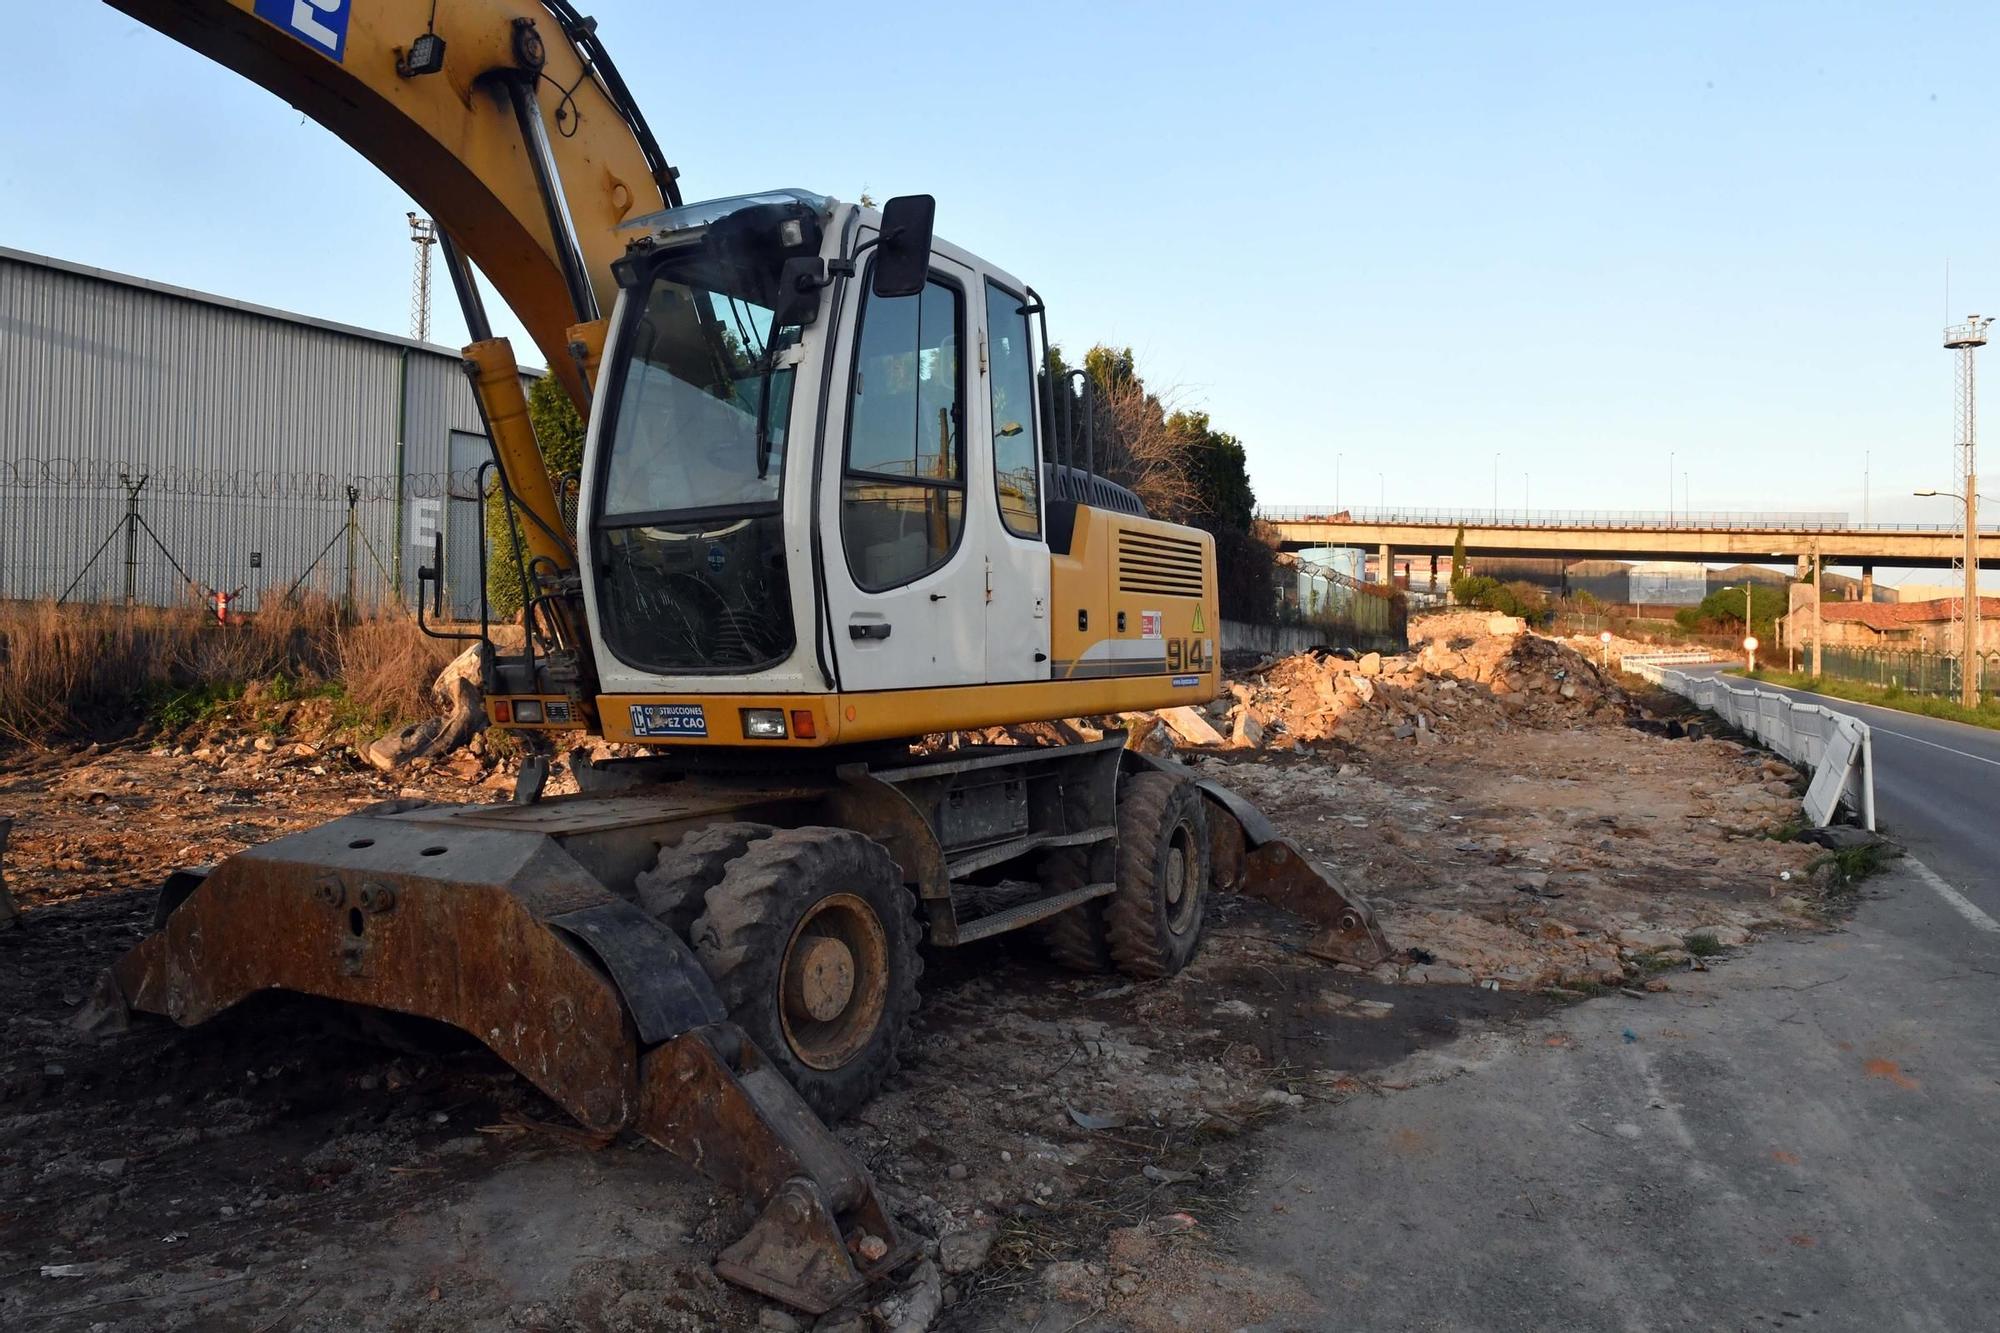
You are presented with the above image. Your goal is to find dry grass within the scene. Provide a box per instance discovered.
[0,600,456,747]
[334,617,460,729]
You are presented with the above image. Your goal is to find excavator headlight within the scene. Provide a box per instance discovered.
[401,33,446,77]
[741,709,788,740]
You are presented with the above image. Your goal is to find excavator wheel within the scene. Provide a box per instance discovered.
[636,821,776,938]
[1106,771,1210,978]
[1037,848,1114,972]
[690,827,922,1121]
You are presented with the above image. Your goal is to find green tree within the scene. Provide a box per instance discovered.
[1673,583,1789,639]
[1451,526,1467,585]
[486,373,586,617]
[1167,409,1277,623]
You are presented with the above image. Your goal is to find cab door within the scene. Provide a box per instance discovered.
[820,252,989,691]
[980,279,1053,682]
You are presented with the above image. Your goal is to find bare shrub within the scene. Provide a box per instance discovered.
[335,617,459,728]
[1093,373,1199,522]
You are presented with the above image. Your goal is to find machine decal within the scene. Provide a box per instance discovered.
[1172,674,1201,687]
[252,0,350,61]
[1165,637,1209,674]
[630,703,708,737]
[706,543,728,572]
[1191,605,1207,633]
[1139,610,1164,640]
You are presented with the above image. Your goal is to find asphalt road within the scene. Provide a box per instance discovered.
[1229,867,2000,1332]
[1678,665,2000,907]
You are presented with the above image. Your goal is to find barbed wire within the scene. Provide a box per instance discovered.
[0,457,486,501]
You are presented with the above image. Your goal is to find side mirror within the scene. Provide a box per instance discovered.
[870,194,935,298]
[775,256,826,328]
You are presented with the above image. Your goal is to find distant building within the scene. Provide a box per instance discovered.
[1783,597,2000,651]
[1629,561,1706,607]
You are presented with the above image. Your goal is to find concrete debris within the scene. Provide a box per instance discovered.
[1185,612,1632,752]
[872,1257,941,1333]
[1156,706,1225,747]
[363,641,492,772]
[938,1225,997,1275]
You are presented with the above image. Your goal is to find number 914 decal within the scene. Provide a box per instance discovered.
[1165,638,1211,673]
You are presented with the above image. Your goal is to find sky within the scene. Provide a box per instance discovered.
[4,1,1997,588]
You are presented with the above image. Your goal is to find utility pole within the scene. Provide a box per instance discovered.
[1668,450,1675,525]
[1810,543,1823,678]
[1944,315,1991,706]
[1491,453,1499,513]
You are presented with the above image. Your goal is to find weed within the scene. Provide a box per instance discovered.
[1683,932,1725,958]
[1811,842,1890,888]
[1766,820,1804,843]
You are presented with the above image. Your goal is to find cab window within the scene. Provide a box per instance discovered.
[985,281,1041,540]
[842,276,964,590]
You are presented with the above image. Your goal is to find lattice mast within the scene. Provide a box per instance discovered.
[407,213,438,342]
[1944,315,1991,704]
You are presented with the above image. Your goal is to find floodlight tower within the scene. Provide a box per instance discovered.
[407,212,439,342]
[1944,314,1992,705]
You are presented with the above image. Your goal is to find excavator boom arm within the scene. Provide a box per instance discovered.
[104,0,677,412]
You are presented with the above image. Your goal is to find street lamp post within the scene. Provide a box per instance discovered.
[1915,487,1984,706]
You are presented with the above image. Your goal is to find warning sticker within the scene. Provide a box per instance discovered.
[1140,610,1164,640]
[1191,605,1207,633]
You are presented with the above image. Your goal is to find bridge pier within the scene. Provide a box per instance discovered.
[1378,541,1393,589]
[1862,564,1875,603]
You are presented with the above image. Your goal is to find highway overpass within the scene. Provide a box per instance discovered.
[1262,507,2000,572]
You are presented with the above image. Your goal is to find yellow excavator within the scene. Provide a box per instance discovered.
[83,0,1391,1312]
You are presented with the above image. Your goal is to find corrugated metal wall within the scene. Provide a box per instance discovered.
[0,248,499,613]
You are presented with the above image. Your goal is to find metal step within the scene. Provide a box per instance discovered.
[944,824,1116,880]
[946,880,1116,945]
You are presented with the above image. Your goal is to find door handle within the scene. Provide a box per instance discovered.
[849,623,892,641]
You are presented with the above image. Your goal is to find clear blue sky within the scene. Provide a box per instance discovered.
[5,2,1996,586]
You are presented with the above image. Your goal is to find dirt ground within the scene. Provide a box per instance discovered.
[1,624,1841,1333]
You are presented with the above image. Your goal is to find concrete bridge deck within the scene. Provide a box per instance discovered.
[1263,508,2000,570]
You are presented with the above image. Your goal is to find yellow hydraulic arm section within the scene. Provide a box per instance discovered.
[103,0,679,570]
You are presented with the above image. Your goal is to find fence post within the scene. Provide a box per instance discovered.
[120,473,147,607]
[342,484,359,622]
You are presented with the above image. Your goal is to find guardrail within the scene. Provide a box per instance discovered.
[1615,649,1718,670]
[1624,655,1874,830]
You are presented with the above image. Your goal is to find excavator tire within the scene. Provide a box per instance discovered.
[1105,771,1210,978]
[1037,848,1114,972]
[690,827,922,1121]
[636,821,776,938]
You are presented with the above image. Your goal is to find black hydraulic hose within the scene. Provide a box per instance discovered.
[540,1,682,209]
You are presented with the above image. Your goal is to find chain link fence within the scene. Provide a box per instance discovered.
[1812,646,2000,698]
[1275,555,1407,646]
[0,457,489,617]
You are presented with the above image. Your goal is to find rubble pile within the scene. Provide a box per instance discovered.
[1182,612,1629,751]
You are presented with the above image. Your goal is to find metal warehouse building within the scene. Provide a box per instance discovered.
[0,246,511,617]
